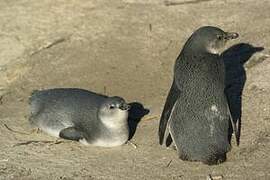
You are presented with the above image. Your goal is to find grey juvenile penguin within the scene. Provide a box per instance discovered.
[158,26,239,165]
[29,88,130,147]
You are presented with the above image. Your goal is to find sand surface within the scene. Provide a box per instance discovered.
[0,0,270,179]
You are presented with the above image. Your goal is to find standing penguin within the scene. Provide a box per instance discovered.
[158,26,239,165]
[29,88,130,147]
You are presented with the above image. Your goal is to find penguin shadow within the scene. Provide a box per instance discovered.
[128,102,150,140]
[221,43,264,145]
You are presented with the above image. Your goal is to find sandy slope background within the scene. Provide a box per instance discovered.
[0,0,270,179]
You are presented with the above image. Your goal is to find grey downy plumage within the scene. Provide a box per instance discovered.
[29,88,130,147]
[159,26,239,165]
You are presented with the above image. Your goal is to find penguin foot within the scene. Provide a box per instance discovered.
[126,141,137,149]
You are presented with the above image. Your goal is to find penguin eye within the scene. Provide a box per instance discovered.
[216,35,223,40]
[109,104,115,109]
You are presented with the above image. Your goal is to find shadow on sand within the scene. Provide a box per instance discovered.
[128,102,149,140]
[222,43,264,145]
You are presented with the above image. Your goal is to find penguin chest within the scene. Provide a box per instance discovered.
[92,135,128,147]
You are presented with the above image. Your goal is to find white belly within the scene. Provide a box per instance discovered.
[79,137,128,147]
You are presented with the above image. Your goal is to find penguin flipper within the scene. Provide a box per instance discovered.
[235,117,241,146]
[159,81,180,145]
[59,127,84,141]
[226,102,240,146]
[229,115,240,146]
[224,84,242,146]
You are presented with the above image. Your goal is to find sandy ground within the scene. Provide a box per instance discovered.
[0,0,270,179]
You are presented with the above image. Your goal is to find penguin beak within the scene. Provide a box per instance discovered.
[225,32,239,40]
[119,103,131,111]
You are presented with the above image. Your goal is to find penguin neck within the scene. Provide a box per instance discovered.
[182,38,221,57]
[182,47,220,60]
[98,111,129,130]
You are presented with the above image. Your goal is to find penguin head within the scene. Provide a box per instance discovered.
[185,26,239,55]
[98,96,130,127]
